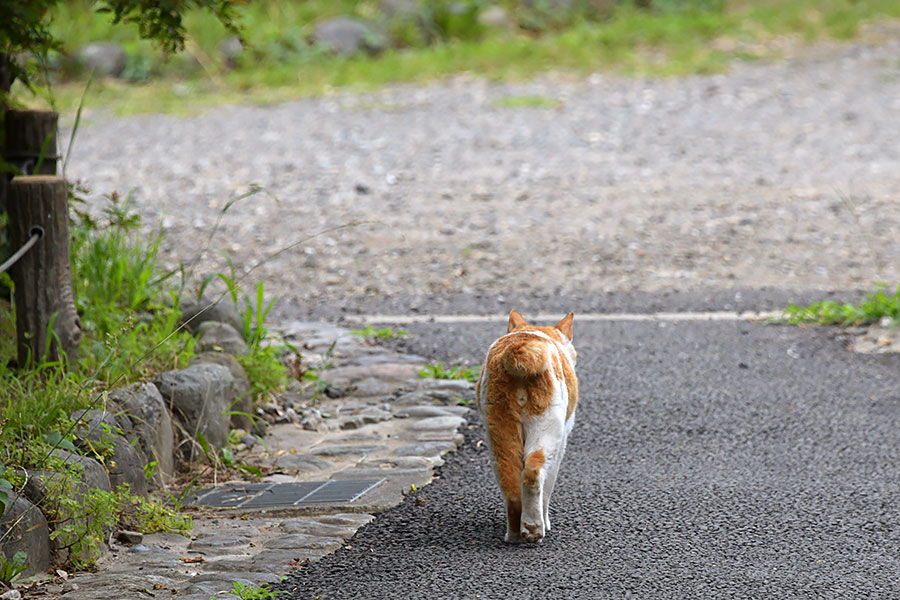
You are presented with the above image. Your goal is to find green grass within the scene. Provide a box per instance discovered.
[419,362,482,382]
[15,0,900,115]
[351,325,408,340]
[783,285,900,326]
[489,94,562,109]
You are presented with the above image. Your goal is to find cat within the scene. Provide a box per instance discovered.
[476,310,578,543]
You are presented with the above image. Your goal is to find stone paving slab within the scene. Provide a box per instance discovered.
[23,321,473,599]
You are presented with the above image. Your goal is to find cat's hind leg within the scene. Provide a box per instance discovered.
[484,404,526,543]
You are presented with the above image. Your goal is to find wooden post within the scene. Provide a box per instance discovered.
[3,109,59,176]
[7,176,81,367]
[0,52,11,216]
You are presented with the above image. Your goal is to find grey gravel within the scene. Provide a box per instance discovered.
[63,33,900,321]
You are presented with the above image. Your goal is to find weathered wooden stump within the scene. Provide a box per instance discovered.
[3,109,59,176]
[7,176,81,367]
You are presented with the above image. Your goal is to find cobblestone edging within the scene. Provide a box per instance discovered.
[33,321,474,599]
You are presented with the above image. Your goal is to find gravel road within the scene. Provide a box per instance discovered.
[276,317,900,599]
[64,34,900,318]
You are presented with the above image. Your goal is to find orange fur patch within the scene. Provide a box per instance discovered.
[523,448,545,487]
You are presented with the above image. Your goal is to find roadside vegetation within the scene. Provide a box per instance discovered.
[12,0,900,115]
[0,187,290,570]
[783,284,900,326]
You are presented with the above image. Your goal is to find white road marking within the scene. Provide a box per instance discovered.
[342,311,783,325]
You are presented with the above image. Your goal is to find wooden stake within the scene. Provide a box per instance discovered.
[7,176,81,367]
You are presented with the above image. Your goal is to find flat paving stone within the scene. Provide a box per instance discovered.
[263,534,344,550]
[408,416,465,430]
[392,389,469,405]
[279,519,358,538]
[394,441,457,457]
[314,513,375,527]
[396,405,469,418]
[413,431,465,443]
[311,444,389,457]
[344,353,428,366]
[250,548,328,568]
[188,534,252,550]
[358,456,435,469]
[273,452,333,471]
[330,467,432,480]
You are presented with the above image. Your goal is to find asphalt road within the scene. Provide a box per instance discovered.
[277,311,900,599]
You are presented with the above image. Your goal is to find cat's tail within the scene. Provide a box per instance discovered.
[501,339,550,378]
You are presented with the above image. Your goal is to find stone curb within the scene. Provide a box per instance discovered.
[26,321,474,599]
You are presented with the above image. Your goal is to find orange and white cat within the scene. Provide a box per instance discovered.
[476,310,578,543]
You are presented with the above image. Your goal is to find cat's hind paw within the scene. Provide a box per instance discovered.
[521,522,544,543]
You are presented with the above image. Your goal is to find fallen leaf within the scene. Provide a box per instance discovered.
[178,557,205,563]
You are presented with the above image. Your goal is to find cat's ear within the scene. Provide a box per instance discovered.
[555,313,574,340]
[508,310,527,332]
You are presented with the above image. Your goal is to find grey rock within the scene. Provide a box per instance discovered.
[117,530,143,544]
[75,42,126,78]
[330,467,431,480]
[394,441,456,457]
[313,17,386,57]
[279,519,357,538]
[155,363,234,458]
[273,453,332,472]
[358,456,435,469]
[263,533,343,550]
[344,352,428,366]
[0,492,49,578]
[179,297,243,334]
[300,406,324,431]
[392,389,470,405]
[416,379,475,393]
[0,590,22,600]
[380,0,420,19]
[395,405,468,418]
[192,351,253,431]
[188,534,252,550]
[71,409,148,496]
[250,548,327,568]
[326,363,421,386]
[479,5,511,27]
[108,382,175,483]
[196,321,249,357]
[414,431,465,444]
[408,415,465,431]
[47,449,112,493]
[349,377,401,396]
[315,513,375,527]
[311,444,388,457]
[218,35,244,68]
[189,571,279,585]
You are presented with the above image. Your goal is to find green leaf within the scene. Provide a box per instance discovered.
[43,431,78,452]
[237,464,263,478]
[221,446,235,467]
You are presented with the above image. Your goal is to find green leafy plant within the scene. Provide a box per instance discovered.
[0,466,13,517]
[418,362,481,382]
[123,490,192,535]
[0,551,27,586]
[228,581,284,600]
[783,284,900,326]
[350,325,408,340]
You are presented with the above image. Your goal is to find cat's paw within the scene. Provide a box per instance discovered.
[504,531,526,544]
[521,522,544,543]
